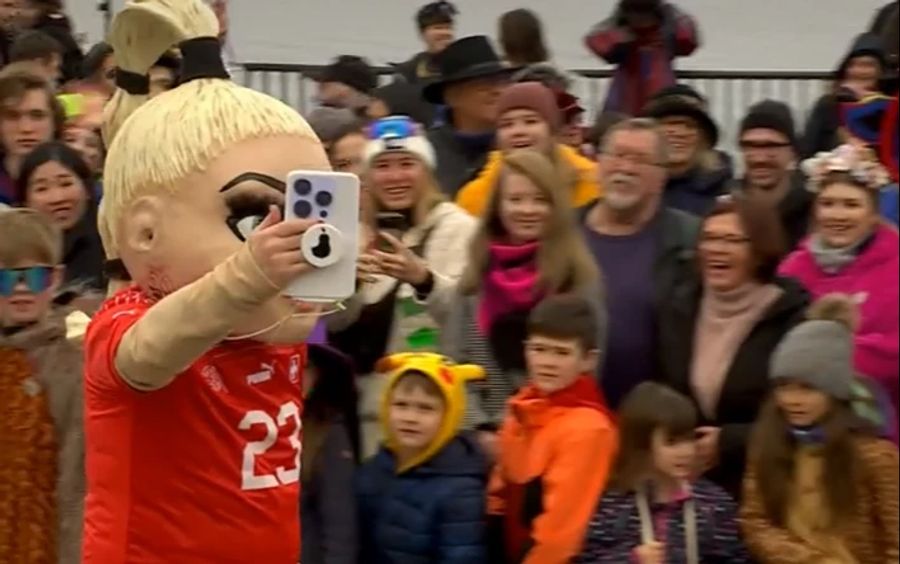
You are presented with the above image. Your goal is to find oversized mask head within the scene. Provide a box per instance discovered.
[101,0,329,341]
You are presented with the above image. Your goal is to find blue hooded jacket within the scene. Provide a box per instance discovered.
[356,434,488,564]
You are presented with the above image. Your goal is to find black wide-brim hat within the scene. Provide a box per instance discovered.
[423,35,518,105]
[642,85,719,146]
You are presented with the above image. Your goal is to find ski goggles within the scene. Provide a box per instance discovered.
[0,266,54,296]
[369,116,418,141]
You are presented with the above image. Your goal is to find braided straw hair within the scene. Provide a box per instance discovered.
[99,0,320,260]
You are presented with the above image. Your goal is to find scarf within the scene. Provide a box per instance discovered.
[0,317,62,563]
[691,282,784,419]
[808,232,872,274]
[478,241,541,333]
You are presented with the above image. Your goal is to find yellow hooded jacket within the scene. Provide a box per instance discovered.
[376,352,485,473]
[455,145,603,216]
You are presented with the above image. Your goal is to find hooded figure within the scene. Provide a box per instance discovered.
[802,33,888,158]
[81,0,327,562]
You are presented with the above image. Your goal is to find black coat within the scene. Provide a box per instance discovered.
[426,123,493,197]
[63,201,105,291]
[657,276,809,499]
[733,171,814,251]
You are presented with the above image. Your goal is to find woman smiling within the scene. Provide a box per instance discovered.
[780,143,899,431]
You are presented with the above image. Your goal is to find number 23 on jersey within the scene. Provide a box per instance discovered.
[239,401,303,491]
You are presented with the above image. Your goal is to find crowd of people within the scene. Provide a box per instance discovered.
[0,0,899,563]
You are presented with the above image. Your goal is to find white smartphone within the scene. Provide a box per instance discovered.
[282,170,359,302]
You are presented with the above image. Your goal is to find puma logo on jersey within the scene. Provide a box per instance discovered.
[247,363,274,385]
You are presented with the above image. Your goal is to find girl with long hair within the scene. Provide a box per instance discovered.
[577,382,750,563]
[741,295,899,563]
[444,148,604,429]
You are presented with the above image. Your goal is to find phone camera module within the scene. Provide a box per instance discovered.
[315,191,333,207]
[294,199,312,218]
[320,210,329,218]
[294,178,312,196]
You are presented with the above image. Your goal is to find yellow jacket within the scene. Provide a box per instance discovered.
[455,145,602,216]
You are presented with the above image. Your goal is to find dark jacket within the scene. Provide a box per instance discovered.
[575,480,751,563]
[733,171,814,250]
[802,33,888,158]
[63,202,105,291]
[427,123,494,197]
[657,276,809,498]
[663,152,734,216]
[301,422,357,564]
[356,434,488,564]
[33,12,84,84]
[393,51,441,85]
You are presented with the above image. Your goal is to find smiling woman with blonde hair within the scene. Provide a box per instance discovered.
[445,148,605,428]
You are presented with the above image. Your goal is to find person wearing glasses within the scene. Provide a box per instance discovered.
[658,194,809,500]
[735,100,813,250]
[0,208,86,564]
[327,116,476,458]
[580,118,700,410]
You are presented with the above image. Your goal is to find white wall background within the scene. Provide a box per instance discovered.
[70,0,888,72]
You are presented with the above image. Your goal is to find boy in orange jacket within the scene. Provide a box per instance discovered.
[487,294,618,564]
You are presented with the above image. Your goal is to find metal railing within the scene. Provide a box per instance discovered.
[240,63,832,156]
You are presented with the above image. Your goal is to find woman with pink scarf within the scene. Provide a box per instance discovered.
[780,144,899,436]
[441,149,605,430]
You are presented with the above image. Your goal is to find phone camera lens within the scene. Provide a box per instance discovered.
[319,210,328,218]
[315,190,333,207]
[294,179,312,196]
[294,200,312,218]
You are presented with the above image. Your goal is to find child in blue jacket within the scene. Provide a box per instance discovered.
[576,382,750,563]
[356,353,487,564]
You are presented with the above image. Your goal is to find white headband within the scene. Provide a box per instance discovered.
[363,135,436,170]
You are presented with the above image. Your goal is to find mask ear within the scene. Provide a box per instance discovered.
[118,195,166,277]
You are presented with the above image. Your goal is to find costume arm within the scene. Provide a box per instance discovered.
[116,244,279,389]
[523,422,616,564]
[739,462,835,563]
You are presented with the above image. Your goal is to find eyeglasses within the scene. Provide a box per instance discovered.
[0,266,53,296]
[368,116,417,142]
[739,140,792,151]
[601,150,664,168]
[699,233,751,247]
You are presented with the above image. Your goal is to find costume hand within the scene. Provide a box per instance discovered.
[248,205,317,289]
[634,541,665,564]
[371,232,429,286]
[695,426,721,473]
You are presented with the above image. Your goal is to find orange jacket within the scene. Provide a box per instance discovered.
[487,376,617,564]
[455,145,603,216]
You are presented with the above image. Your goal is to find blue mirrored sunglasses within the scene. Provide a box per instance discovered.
[0,266,54,296]
[368,116,417,142]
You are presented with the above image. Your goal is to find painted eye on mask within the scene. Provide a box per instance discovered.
[225,193,279,241]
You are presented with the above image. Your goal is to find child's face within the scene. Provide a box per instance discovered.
[388,384,446,453]
[775,380,832,427]
[651,428,697,482]
[0,261,61,327]
[525,335,597,394]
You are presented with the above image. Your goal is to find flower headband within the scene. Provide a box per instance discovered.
[801,143,891,193]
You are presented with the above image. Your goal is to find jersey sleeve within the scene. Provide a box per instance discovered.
[84,297,149,395]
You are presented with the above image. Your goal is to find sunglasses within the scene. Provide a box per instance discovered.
[0,266,54,296]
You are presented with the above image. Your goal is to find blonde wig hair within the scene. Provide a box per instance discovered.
[459,148,599,295]
[0,208,63,266]
[99,0,319,258]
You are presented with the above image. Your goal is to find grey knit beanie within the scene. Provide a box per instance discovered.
[770,297,857,400]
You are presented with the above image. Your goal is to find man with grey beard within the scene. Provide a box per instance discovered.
[581,118,699,409]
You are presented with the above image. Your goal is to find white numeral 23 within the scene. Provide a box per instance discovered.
[239,401,302,491]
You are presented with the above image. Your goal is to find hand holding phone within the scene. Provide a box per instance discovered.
[281,170,360,302]
[371,231,430,286]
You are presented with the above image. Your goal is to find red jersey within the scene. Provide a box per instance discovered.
[82,288,306,564]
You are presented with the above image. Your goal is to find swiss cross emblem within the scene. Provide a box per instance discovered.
[202,365,227,393]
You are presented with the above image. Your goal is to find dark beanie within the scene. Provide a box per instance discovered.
[416,1,458,30]
[740,100,797,147]
[497,82,562,131]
